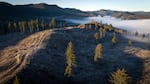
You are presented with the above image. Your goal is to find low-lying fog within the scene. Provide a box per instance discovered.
[65,16,150,43]
[65,16,150,34]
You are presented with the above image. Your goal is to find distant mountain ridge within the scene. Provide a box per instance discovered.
[92,9,150,19]
[0,2,150,19]
[0,2,68,17]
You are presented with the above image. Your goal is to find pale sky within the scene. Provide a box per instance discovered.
[1,0,150,12]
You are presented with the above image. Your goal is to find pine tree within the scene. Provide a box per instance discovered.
[13,76,20,84]
[28,21,31,32]
[35,18,39,31]
[109,69,131,84]
[18,21,26,32]
[49,17,56,28]
[30,20,34,32]
[94,43,103,62]
[13,22,17,32]
[94,32,99,40]
[64,41,76,77]
[41,19,45,30]
[8,22,11,32]
[22,21,26,32]
[103,28,106,37]
[18,21,22,32]
[109,24,113,31]
[112,33,117,45]
[99,28,103,39]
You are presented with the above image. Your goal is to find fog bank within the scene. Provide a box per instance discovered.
[65,16,150,34]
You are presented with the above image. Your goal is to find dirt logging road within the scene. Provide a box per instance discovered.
[0,30,54,84]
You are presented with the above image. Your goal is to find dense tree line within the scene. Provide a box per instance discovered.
[0,17,56,34]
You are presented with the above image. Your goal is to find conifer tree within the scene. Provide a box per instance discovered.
[94,32,99,40]
[41,19,45,30]
[109,69,131,84]
[35,18,39,31]
[99,28,103,39]
[28,20,34,33]
[112,33,117,45]
[18,21,26,32]
[18,21,22,32]
[13,22,17,32]
[22,21,26,32]
[30,20,34,32]
[94,43,103,62]
[13,76,20,84]
[103,28,106,37]
[49,17,56,28]
[8,22,11,32]
[64,41,76,77]
[28,21,31,32]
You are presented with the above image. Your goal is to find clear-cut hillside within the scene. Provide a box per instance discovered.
[0,30,54,84]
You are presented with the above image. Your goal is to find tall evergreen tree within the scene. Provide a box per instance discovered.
[13,22,17,32]
[8,22,11,32]
[64,41,76,77]
[99,28,103,39]
[41,19,45,30]
[35,18,39,31]
[94,32,99,40]
[109,69,131,84]
[94,43,103,62]
[112,33,117,45]
[49,17,56,28]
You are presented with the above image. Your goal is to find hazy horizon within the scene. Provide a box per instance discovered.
[1,0,150,12]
